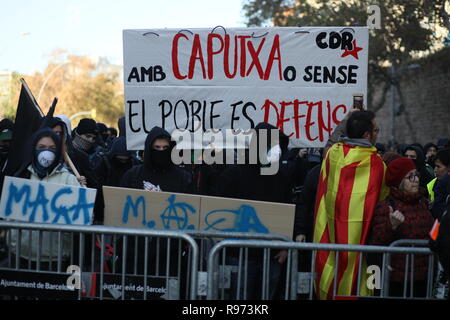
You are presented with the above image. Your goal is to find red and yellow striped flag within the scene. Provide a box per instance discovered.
[313,142,387,300]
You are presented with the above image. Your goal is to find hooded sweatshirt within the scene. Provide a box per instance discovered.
[93,137,135,223]
[405,145,434,189]
[217,122,291,204]
[8,128,80,262]
[120,126,193,193]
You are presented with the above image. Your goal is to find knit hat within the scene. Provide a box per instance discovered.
[76,118,98,135]
[386,157,417,188]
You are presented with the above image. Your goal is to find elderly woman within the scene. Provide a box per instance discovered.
[368,157,434,298]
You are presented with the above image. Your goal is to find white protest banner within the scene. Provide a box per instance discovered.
[123,27,368,149]
[0,176,95,225]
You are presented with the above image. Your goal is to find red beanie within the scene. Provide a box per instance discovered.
[385,157,417,188]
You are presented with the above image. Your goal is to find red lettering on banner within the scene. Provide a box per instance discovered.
[246,38,266,78]
[172,34,188,80]
[264,35,282,80]
[261,99,346,142]
[189,34,207,79]
[207,34,224,79]
[171,33,284,80]
[332,104,347,125]
[224,35,238,79]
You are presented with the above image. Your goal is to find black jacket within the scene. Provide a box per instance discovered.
[93,137,136,223]
[120,126,193,193]
[293,163,321,241]
[432,172,450,220]
[216,122,291,204]
[405,145,434,189]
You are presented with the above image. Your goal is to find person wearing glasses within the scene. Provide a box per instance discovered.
[403,145,434,189]
[368,157,434,298]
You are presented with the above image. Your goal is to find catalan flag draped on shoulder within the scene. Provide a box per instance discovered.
[313,138,387,300]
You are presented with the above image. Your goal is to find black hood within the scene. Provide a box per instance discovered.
[252,122,280,146]
[249,122,283,166]
[29,128,63,174]
[41,116,70,144]
[108,137,132,160]
[144,126,174,170]
[405,145,425,168]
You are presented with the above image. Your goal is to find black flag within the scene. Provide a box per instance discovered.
[3,78,44,177]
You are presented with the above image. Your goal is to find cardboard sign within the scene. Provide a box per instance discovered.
[0,176,95,225]
[103,186,295,238]
[103,186,201,230]
[199,195,295,237]
[123,27,368,149]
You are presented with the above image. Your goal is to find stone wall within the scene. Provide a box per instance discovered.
[374,47,450,147]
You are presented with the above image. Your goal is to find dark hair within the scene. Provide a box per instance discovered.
[346,110,375,139]
[404,146,417,155]
[382,151,402,165]
[375,142,386,154]
[410,143,424,153]
[436,148,450,167]
[424,143,437,153]
[108,127,118,137]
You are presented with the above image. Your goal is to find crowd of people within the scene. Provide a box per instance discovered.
[0,108,449,300]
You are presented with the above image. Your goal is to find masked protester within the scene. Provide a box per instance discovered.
[93,137,137,224]
[120,126,193,192]
[72,118,98,156]
[117,127,193,297]
[404,145,434,189]
[69,118,98,188]
[8,128,80,270]
[216,122,291,300]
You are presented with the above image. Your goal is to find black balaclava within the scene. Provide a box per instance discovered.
[144,127,174,171]
[405,145,425,170]
[108,137,133,170]
[30,128,63,179]
[97,122,109,143]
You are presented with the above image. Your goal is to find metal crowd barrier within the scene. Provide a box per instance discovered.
[383,239,436,299]
[184,230,292,299]
[0,221,199,300]
[206,240,436,300]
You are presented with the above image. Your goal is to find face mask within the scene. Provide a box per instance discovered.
[150,149,171,169]
[32,149,57,179]
[266,145,281,164]
[113,157,132,169]
[35,149,56,168]
[101,134,109,142]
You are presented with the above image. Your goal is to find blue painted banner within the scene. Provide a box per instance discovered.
[103,186,295,237]
[0,176,96,225]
